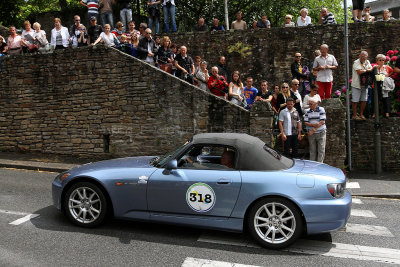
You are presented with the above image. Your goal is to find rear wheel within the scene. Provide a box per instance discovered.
[248,198,303,249]
[63,182,107,227]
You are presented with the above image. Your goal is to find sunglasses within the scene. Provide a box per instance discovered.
[295,56,301,58]
[282,86,289,88]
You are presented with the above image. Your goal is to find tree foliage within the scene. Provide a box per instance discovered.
[0,0,350,30]
[175,0,349,31]
[0,0,80,27]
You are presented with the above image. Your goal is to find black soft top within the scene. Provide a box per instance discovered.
[192,133,293,171]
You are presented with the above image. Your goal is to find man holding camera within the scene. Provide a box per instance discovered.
[174,46,195,84]
[208,66,228,97]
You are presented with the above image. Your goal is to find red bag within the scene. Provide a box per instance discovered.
[28,44,39,52]
[160,63,173,74]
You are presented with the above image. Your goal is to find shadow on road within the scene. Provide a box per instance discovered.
[30,205,332,255]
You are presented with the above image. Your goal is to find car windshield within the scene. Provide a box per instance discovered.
[152,141,191,168]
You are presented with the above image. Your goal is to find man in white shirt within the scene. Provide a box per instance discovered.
[351,51,373,120]
[231,11,247,30]
[279,98,302,158]
[312,44,338,99]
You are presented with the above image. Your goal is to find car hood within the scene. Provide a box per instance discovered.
[69,156,156,174]
[286,159,345,182]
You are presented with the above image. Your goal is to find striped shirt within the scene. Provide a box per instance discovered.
[322,12,337,25]
[83,0,99,13]
[304,106,326,133]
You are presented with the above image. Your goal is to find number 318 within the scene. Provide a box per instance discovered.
[189,193,212,203]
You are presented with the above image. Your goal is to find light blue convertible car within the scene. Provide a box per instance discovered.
[52,133,351,249]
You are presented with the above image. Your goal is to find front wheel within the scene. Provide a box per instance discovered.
[248,198,303,249]
[63,182,108,227]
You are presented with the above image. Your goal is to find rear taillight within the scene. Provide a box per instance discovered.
[327,183,346,198]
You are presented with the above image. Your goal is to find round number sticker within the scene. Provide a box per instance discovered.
[186,183,216,212]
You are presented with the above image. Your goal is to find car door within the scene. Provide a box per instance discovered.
[147,145,242,217]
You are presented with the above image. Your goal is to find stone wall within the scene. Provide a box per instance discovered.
[0,46,254,158]
[2,21,400,170]
[170,21,400,91]
[351,118,400,171]
[0,44,346,167]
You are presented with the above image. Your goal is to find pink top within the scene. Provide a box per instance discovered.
[7,35,22,49]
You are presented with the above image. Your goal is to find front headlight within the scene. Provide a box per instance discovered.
[56,172,70,183]
[327,183,346,198]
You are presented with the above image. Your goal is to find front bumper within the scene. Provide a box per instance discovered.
[52,180,63,211]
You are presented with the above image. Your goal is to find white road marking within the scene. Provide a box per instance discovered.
[352,198,363,204]
[182,257,261,267]
[198,233,400,264]
[351,209,377,218]
[345,223,394,237]
[347,182,360,189]
[0,209,30,216]
[289,240,400,265]
[9,214,39,225]
[198,233,258,248]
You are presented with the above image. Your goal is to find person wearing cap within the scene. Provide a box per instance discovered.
[88,16,103,44]
[279,97,302,158]
[80,0,100,24]
[282,15,295,27]
[99,0,115,28]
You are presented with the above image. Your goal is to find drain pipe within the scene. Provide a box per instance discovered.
[373,82,382,173]
[343,0,352,171]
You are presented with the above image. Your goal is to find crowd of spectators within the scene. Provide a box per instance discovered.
[0,3,399,161]
[0,3,397,56]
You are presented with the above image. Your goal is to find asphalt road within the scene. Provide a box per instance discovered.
[1,168,399,266]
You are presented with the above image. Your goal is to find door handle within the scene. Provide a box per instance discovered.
[217,178,232,184]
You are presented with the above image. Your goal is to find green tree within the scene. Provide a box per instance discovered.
[0,0,25,26]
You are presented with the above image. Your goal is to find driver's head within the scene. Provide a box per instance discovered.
[221,150,235,168]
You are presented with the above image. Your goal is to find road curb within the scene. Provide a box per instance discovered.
[0,163,76,173]
[352,194,400,199]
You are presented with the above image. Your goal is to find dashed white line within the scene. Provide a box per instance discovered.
[347,182,360,189]
[9,214,39,225]
[197,233,400,264]
[0,209,39,225]
[350,209,377,218]
[182,257,261,267]
[352,198,363,204]
[345,223,394,237]
[288,240,400,265]
[0,209,30,216]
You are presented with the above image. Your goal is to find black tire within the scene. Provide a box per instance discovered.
[63,182,108,227]
[247,197,303,249]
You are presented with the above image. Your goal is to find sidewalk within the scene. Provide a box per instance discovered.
[347,171,400,199]
[0,152,399,198]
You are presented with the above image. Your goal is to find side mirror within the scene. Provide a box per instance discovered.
[162,159,177,175]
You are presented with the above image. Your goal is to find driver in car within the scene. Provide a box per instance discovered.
[184,148,235,169]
